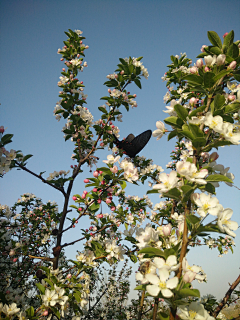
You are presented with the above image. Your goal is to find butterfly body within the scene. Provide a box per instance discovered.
[113,130,152,158]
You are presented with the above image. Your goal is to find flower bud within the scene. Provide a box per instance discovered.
[196,59,203,68]
[228,61,237,70]
[183,270,196,283]
[72,196,77,201]
[201,45,207,52]
[189,66,198,74]
[209,152,219,162]
[84,179,89,183]
[204,67,210,72]
[216,54,226,66]
[93,171,99,177]
[223,32,228,38]
[163,224,172,236]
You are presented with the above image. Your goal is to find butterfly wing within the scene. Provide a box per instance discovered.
[121,130,152,158]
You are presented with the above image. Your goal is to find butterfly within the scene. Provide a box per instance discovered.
[113,130,152,158]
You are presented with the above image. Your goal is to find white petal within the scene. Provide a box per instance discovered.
[161,288,173,298]
[166,276,178,289]
[146,284,160,296]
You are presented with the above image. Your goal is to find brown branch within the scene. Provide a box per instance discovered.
[138,291,145,320]
[29,255,54,262]
[212,273,240,318]
[15,162,66,196]
[153,297,159,320]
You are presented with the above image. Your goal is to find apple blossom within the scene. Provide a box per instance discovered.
[153,171,179,193]
[217,208,238,237]
[152,121,166,140]
[178,302,215,320]
[146,268,178,297]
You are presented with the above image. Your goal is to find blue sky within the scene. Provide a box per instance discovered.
[1,0,240,300]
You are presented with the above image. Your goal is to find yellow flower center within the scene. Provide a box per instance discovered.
[189,310,197,319]
[159,281,166,289]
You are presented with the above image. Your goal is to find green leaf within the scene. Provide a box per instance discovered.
[186,215,201,225]
[163,187,181,201]
[147,189,160,194]
[174,104,189,121]
[208,31,222,48]
[189,105,207,118]
[214,94,225,110]
[164,116,183,129]
[36,283,45,294]
[213,69,231,83]
[181,128,195,141]
[196,52,208,58]
[49,306,61,319]
[225,102,240,114]
[130,254,137,263]
[227,43,239,59]
[26,306,35,317]
[183,74,203,85]
[223,30,234,47]
[199,182,215,194]
[138,247,165,258]
[22,154,33,162]
[209,46,222,55]
[203,72,215,88]
[188,123,204,138]
[134,78,142,89]
[202,140,232,152]
[119,180,127,190]
[192,137,206,149]
[98,106,108,114]
[168,129,178,141]
[206,174,232,183]
[178,288,200,298]
[159,312,169,320]
[73,291,81,303]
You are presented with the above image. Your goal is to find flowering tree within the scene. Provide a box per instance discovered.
[0,29,240,320]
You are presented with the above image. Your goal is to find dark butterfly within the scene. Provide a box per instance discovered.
[113,130,152,158]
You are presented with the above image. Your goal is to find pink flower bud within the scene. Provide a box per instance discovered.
[228,94,236,102]
[133,94,137,98]
[93,171,99,177]
[84,179,89,183]
[72,196,77,201]
[209,152,219,162]
[223,32,228,38]
[101,181,105,185]
[204,67,210,72]
[106,198,111,204]
[163,224,172,236]
[189,66,198,74]
[97,199,101,204]
[62,68,65,72]
[43,310,48,316]
[111,206,116,211]
[196,59,203,68]
[81,193,86,199]
[120,70,124,75]
[100,143,104,147]
[201,45,207,52]
[78,207,82,211]
[228,61,237,70]
[0,126,5,133]
[99,170,103,174]
[110,166,118,174]
[108,89,111,93]
[60,58,64,61]
[83,190,88,195]
[216,54,226,66]
[183,270,196,283]
[96,214,103,218]
[13,258,18,262]
[189,97,197,106]
[67,273,72,279]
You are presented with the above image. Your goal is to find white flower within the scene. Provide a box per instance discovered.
[218,208,238,237]
[153,171,179,193]
[204,55,217,66]
[152,121,165,140]
[2,303,20,316]
[194,193,222,217]
[103,154,120,164]
[146,268,178,297]
[182,258,206,282]
[176,161,208,185]
[41,289,59,307]
[204,112,223,133]
[178,302,215,320]
[227,81,239,93]
[153,255,180,271]
[222,123,240,144]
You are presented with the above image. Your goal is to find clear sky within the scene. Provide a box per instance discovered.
[1,0,240,300]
